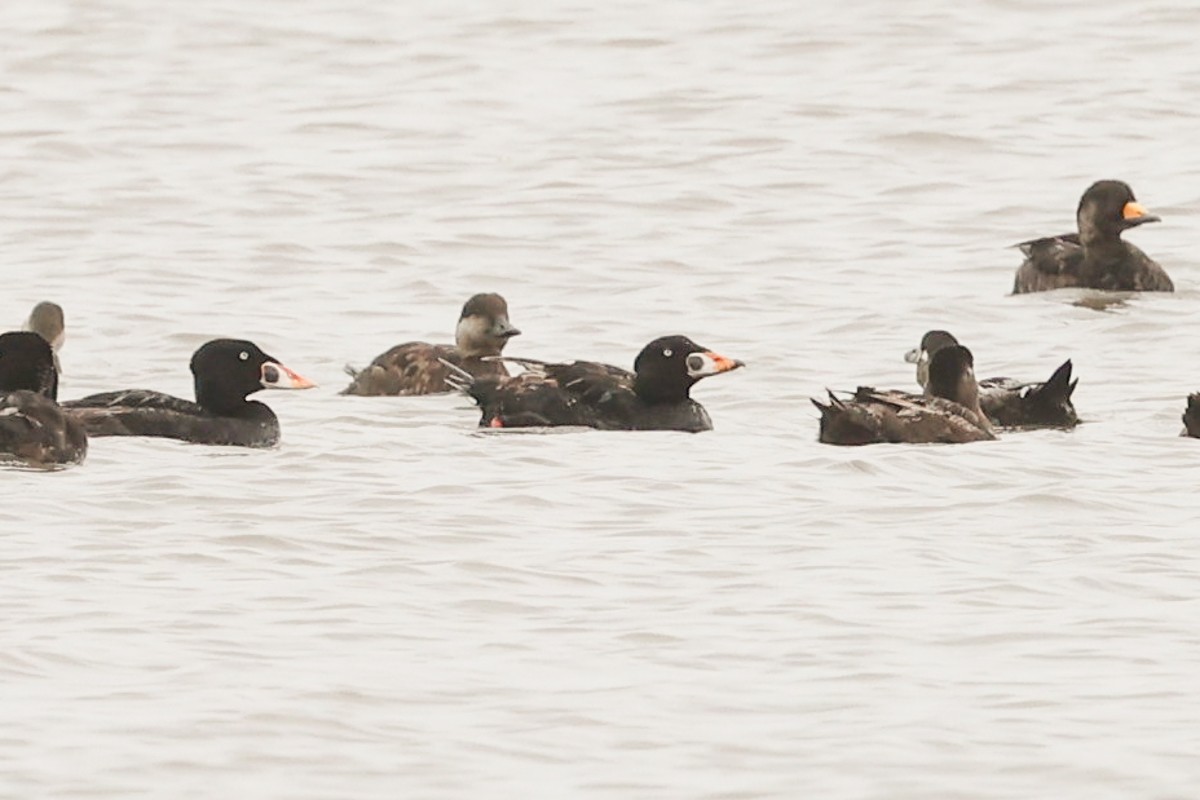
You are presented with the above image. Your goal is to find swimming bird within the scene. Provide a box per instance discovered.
[446,335,744,432]
[0,331,87,466]
[23,301,65,373]
[1012,180,1171,293]
[1183,394,1200,439]
[341,293,521,396]
[904,330,1078,428]
[63,339,314,447]
[814,344,994,445]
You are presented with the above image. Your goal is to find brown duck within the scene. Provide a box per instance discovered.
[1012,180,1171,294]
[341,293,521,396]
[814,345,994,445]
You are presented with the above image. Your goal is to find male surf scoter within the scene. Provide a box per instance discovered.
[904,330,1078,428]
[446,334,744,432]
[1012,180,1171,294]
[341,293,521,396]
[814,344,994,445]
[63,339,314,448]
[0,331,87,466]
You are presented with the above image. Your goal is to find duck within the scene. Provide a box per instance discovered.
[1183,395,1200,439]
[341,293,521,396]
[904,330,1078,428]
[813,344,994,445]
[23,300,65,374]
[0,331,87,466]
[445,334,744,432]
[1012,180,1172,294]
[63,339,315,447]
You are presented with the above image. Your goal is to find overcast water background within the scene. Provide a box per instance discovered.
[3,0,1200,797]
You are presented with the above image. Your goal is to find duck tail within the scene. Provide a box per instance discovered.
[1036,359,1075,401]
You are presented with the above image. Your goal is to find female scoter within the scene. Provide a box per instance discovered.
[0,331,87,466]
[446,335,744,432]
[904,330,1078,428]
[814,344,994,445]
[341,293,521,396]
[63,339,314,448]
[23,300,65,374]
[1012,180,1171,294]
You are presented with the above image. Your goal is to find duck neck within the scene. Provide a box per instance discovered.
[634,374,691,405]
[929,374,990,431]
[195,378,251,416]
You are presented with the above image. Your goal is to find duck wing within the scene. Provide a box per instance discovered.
[0,390,87,466]
[343,343,512,396]
[814,388,993,445]
[64,390,210,438]
[450,358,638,429]
[1012,233,1085,293]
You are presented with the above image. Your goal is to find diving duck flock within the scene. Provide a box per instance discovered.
[1,179,1195,467]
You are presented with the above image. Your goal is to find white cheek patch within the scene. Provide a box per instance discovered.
[456,316,488,343]
[686,352,716,377]
[260,362,316,390]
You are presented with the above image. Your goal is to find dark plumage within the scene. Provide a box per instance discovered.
[447,335,744,432]
[0,331,86,466]
[25,300,65,374]
[63,339,315,448]
[341,293,521,396]
[1013,180,1171,293]
[905,330,1078,428]
[814,345,994,445]
[1183,394,1200,439]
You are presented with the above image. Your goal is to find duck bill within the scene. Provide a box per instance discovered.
[260,361,317,390]
[492,318,521,339]
[688,351,745,379]
[904,346,921,364]
[1121,201,1160,228]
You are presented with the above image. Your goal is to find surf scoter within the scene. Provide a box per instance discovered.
[904,330,1078,428]
[0,331,87,466]
[341,293,521,396]
[1012,180,1172,294]
[814,344,994,445]
[63,339,315,448]
[446,335,744,432]
[24,300,65,373]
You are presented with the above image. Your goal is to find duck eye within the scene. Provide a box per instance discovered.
[239,351,249,361]
[662,348,673,358]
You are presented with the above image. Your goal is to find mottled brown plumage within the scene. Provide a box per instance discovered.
[905,330,1079,429]
[814,345,994,446]
[341,293,521,396]
[1012,180,1172,294]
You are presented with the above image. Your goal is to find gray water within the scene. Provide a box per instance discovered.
[3,0,1200,797]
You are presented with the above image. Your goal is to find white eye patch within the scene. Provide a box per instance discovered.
[239,351,249,361]
[662,348,673,357]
